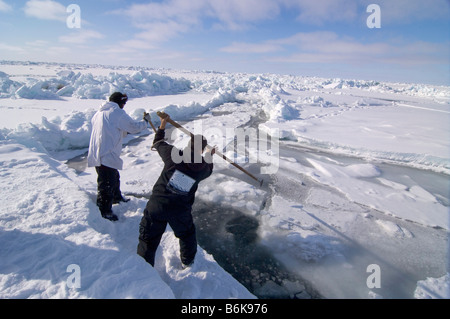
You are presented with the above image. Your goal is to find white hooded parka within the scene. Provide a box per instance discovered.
[87,101,147,170]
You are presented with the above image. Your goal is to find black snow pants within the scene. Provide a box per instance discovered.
[95,165,123,216]
[137,199,197,267]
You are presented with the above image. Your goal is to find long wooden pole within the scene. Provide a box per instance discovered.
[144,112,157,133]
[157,111,264,187]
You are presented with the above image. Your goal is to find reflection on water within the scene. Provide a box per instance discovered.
[192,199,320,299]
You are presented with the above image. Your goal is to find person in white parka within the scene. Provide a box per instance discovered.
[87,92,148,221]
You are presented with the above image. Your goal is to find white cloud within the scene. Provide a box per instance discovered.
[121,0,204,24]
[114,0,201,50]
[107,0,450,70]
[25,40,49,47]
[59,30,104,44]
[44,46,70,56]
[221,42,283,54]
[0,42,26,53]
[113,40,156,52]
[222,31,449,67]
[0,41,71,61]
[274,32,392,57]
[24,0,66,22]
[119,0,450,48]
[208,0,279,30]
[0,0,12,12]
[371,0,450,24]
[280,0,450,25]
[121,0,279,27]
[118,0,282,46]
[282,0,359,25]
[133,20,189,43]
[117,0,449,52]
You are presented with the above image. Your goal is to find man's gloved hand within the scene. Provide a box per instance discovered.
[143,112,151,123]
[158,113,170,130]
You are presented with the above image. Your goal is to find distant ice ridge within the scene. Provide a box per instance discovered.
[0,70,192,100]
[192,73,450,101]
[1,65,449,101]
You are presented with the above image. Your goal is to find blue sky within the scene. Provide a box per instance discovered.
[0,0,449,85]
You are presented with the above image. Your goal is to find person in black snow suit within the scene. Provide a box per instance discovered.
[137,113,216,268]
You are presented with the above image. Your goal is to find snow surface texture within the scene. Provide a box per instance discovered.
[0,61,448,299]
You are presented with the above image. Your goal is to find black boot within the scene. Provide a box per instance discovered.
[102,212,119,221]
[113,196,130,204]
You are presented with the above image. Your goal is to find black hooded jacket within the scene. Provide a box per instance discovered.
[147,128,213,212]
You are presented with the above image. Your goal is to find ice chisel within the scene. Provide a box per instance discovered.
[144,112,157,133]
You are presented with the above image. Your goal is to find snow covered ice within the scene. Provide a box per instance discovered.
[0,61,449,299]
